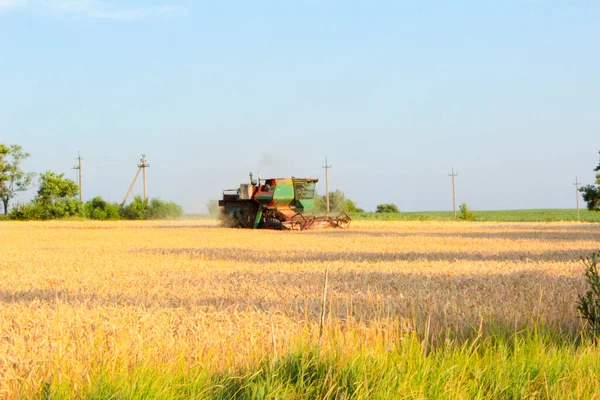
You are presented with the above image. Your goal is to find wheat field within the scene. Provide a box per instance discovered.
[0,220,599,397]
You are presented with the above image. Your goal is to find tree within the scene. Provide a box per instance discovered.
[345,199,358,212]
[345,198,365,213]
[313,190,358,213]
[327,190,348,213]
[580,156,600,211]
[34,171,82,219]
[313,192,326,213]
[376,203,400,213]
[0,144,35,215]
[37,171,79,203]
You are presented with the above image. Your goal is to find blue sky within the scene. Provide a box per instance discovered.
[1,1,598,213]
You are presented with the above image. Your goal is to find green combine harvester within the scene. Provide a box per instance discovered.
[218,174,351,230]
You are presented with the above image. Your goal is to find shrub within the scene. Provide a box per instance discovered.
[120,196,184,220]
[83,197,121,220]
[38,199,83,219]
[577,252,600,334]
[147,198,183,220]
[9,202,41,220]
[458,203,475,221]
[119,196,148,220]
[10,199,83,220]
[376,204,400,213]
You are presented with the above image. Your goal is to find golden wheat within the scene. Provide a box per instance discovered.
[0,220,597,396]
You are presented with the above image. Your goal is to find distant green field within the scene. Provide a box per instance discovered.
[187,209,600,222]
[348,209,600,222]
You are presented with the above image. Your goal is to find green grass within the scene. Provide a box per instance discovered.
[39,326,600,399]
[184,209,600,223]
[349,209,600,222]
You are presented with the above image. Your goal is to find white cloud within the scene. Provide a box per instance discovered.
[0,0,28,12]
[0,0,187,19]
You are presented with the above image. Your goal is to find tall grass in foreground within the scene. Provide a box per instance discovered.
[40,323,600,399]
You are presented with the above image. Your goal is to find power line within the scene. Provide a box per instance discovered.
[448,167,458,219]
[322,157,332,214]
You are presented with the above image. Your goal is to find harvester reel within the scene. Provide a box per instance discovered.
[288,213,310,231]
[334,212,351,229]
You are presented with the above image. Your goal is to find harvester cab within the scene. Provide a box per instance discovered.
[218,174,351,230]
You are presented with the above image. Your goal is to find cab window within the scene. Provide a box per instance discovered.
[294,181,315,200]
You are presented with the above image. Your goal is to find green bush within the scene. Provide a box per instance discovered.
[376,203,400,213]
[458,203,475,220]
[10,199,82,220]
[83,197,121,220]
[119,196,148,220]
[147,198,183,220]
[9,195,184,221]
[577,252,600,334]
[9,202,39,220]
[120,196,183,220]
[38,198,83,219]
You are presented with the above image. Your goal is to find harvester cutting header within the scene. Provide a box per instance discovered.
[219,173,351,230]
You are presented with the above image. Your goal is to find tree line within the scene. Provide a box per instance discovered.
[310,190,400,214]
[13,143,597,219]
[0,144,182,220]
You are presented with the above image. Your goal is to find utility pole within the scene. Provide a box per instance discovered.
[574,176,582,222]
[121,154,150,206]
[322,157,332,214]
[72,152,83,202]
[139,154,150,201]
[449,167,458,218]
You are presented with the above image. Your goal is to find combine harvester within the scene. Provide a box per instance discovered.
[218,173,351,230]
